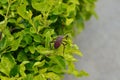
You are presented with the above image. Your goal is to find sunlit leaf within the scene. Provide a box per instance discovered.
[0,54,16,76]
[11,36,23,51]
[17,51,28,62]
[34,74,46,80]
[20,61,29,77]
[36,45,53,55]
[28,46,36,54]
[45,72,61,80]
[17,1,32,20]
[33,60,45,68]
[0,0,97,79]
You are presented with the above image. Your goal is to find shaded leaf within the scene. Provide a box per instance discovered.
[9,65,20,77]
[24,34,32,44]
[17,51,28,62]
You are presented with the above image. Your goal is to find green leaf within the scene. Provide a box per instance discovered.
[36,45,53,55]
[34,74,46,80]
[33,15,45,32]
[48,65,64,74]
[33,60,45,68]
[65,44,83,57]
[45,72,61,80]
[0,75,22,80]
[51,1,65,15]
[72,44,83,57]
[35,55,43,61]
[17,2,32,20]
[0,0,8,4]
[0,37,6,52]
[64,54,77,62]
[32,34,42,43]
[31,0,51,13]
[69,0,79,5]
[4,28,14,43]
[38,68,47,74]
[25,62,34,72]
[77,70,89,77]
[67,61,76,74]
[24,34,32,44]
[30,27,36,33]
[28,46,36,54]
[50,56,66,70]
[47,15,58,24]
[0,53,16,76]
[10,36,23,51]
[32,60,46,74]
[17,51,28,62]
[43,29,54,48]
[0,76,12,80]
[23,74,34,80]
[66,18,74,26]
[20,61,30,77]
[9,65,20,77]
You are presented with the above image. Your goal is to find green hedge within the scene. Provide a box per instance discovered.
[0,0,97,80]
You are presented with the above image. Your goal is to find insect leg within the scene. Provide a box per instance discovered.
[62,41,68,54]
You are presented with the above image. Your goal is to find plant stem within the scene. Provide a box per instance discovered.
[4,0,11,27]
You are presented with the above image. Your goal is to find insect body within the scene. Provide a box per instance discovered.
[54,36,64,49]
[52,35,68,54]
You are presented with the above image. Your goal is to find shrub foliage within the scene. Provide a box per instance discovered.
[0,0,96,80]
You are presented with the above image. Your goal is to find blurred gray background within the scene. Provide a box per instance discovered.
[64,0,120,80]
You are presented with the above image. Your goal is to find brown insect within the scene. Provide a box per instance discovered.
[54,36,64,49]
[51,35,68,53]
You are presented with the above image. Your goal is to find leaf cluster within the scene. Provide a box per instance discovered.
[0,0,96,80]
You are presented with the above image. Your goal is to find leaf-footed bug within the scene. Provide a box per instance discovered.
[50,35,69,54]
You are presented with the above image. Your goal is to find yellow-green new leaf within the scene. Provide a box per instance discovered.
[20,61,29,77]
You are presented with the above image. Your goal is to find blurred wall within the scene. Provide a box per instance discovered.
[64,0,120,80]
